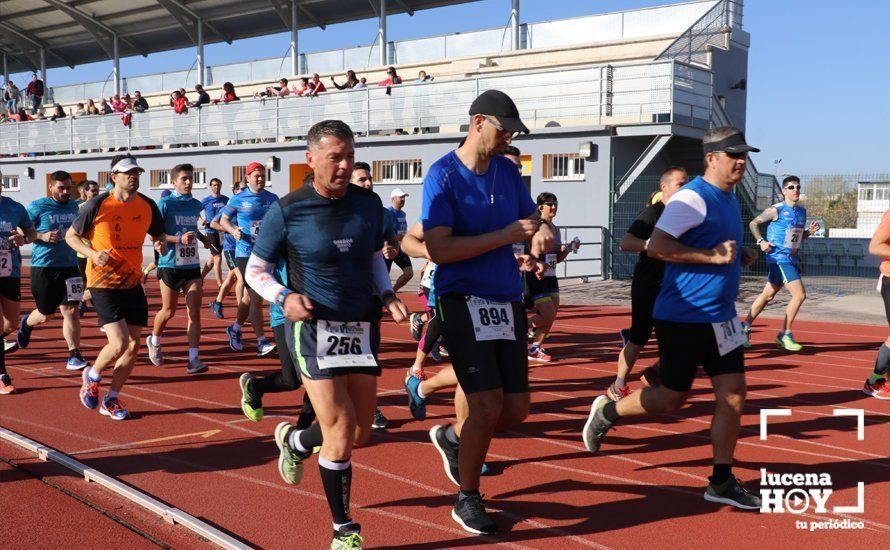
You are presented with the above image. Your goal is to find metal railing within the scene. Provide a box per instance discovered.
[556,226,609,281]
[656,0,742,66]
[1,60,714,157]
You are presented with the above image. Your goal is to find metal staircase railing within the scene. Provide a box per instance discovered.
[656,0,742,67]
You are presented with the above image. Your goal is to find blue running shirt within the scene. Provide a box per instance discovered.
[652,176,743,324]
[422,151,536,302]
[201,194,229,235]
[388,206,408,237]
[0,196,34,278]
[765,202,807,265]
[222,188,279,258]
[27,197,79,268]
[157,192,204,269]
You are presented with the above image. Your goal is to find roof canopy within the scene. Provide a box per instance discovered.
[0,0,479,73]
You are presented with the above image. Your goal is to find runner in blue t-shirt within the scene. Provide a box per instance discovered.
[742,175,821,351]
[421,90,547,535]
[219,162,278,356]
[583,127,762,512]
[146,164,210,375]
[198,177,228,288]
[208,180,245,319]
[17,171,87,372]
[386,188,414,292]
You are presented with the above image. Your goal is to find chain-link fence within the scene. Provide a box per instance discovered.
[610,173,890,296]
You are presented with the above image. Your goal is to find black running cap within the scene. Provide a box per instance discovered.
[468,90,530,135]
[703,132,760,154]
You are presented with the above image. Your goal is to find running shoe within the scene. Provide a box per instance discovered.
[80,369,100,409]
[703,475,762,510]
[100,396,129,420]
[741,322,751,348]
[16,315,32,349]
[618,328,629,348]
[607,382,631,402]
[863,377,890,400]
[99,325,106,333]
[4,340,18,353]
[776,332,802,352]
[438,344,449,357]
[372,408,388,429]
[429,424,460,486]
[640,363,662,387]
[209,300,224,319]
[226,325,243,351]
[582,395,613,453]
[528,346,552,362]
[409,313,425,341]
[187,358,208,375]
[257,338,276,357]
[452,492,498,535]
[141,267,150,284]
[429,345,442,362]
[527,327,536,342]
[240,373,263,421]
[274,422,308,485]
[0,374,15,395]
[331,523,363,549]
[146,336,163,366]
[404,372,427,421]
[66,352,89,371]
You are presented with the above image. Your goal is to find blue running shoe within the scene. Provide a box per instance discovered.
[80,368,100,410]
[226,325,243,351]
[16,315,32,349]
[481,462,492,476]
[209,300,224,319]
[66,352,89,371]
[404,371,427,421]
[100,396,129,421]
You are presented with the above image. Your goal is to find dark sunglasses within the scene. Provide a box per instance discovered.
[720,151,748,160]
[540,201,558,207]
[785,185,801,190]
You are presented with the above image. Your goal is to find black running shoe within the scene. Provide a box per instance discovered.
[429,424,460,486]
[371,408,388,429]
[582,395,613,453]
[409,313,425,341]
[452,493,498,535]
[16,315,32,349]
[704,475,762,510]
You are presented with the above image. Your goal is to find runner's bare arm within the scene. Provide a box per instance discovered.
[869,223,890,258]
[425,221,540,264]
[209,218,225,232]
[219,213,241,239]
[401,222,428,259]
[64,226,94,257]
[748,206,777,242]
[619,233,647,254]
[20,226,38,244]
[648,228,737,265]
[530,222,555,258]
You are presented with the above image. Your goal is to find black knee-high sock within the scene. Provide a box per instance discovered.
[319,457,352,526]
[288,421,323,453]
[296,393,316,430]
[874,344,890,376]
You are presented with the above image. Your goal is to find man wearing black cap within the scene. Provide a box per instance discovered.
[583,126,762,510]
[422,89,548,535]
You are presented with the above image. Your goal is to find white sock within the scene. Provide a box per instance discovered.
[333,521,356,531]
[188,348,199,362]
[289,429,309,453]
[232,322,242,332]
[88,367,102,382]
[417,384,428,399]
[107,389,119,399]
[150,334,160,346]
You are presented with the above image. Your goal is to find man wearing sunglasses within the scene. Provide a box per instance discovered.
[742,175,820,351]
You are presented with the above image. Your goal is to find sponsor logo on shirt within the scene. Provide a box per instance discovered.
[333,238,353,253]
[175,215,199,227]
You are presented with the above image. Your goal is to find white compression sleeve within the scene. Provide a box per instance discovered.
[245,253,287,303]
[371,250,393,296]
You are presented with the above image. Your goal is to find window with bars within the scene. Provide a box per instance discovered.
[542,153,585,181]
[97,171,111,186]
[1,175,20,192]
[373,160,422,184]
[150,168,208,189]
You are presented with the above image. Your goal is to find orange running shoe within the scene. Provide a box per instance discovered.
[0,374,15,395]
[528,346,552,362]
[863,378,890,400]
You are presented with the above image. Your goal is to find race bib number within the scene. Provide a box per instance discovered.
[512,242,526,256]
[544,253,557,277]
[711,318,746,357]
[0,251,10,277]
[65,277,84,302]
[420,262,437,289]
[316,321,377,369]
[250,221,262,238]
[467,296,515,341]
[784,228,804,250]
[175,243,199,266]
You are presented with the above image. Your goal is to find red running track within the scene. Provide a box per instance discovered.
[1,276,888,549]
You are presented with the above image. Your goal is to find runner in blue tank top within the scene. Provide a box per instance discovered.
[583,126,763,512]
[146,164,210,375]
[220,162,278,356]
[742,175,821,351]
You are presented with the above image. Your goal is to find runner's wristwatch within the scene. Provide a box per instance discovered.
[756,238,764,245]
[275,289,292,308]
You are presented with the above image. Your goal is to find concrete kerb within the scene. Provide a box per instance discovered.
[0,425,252,550]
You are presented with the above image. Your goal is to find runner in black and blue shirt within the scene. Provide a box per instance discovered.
[208,180,245,318]
[199,177,228,287]
[220,162,278,356]
[583,126,762,511]
[244,120,408,549]
[17,171,88,372]
[386,188,414,292]
[146,164,209,375]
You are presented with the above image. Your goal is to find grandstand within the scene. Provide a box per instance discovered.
[0,0,766,280]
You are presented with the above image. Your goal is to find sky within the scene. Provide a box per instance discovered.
[5,0,886,174]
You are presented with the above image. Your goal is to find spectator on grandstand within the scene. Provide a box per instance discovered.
[133,91,149,113]
[354,77,367,89]
[331,70,359,90]
[416,70,433,83]
[11,107,29,122]
[212,82,239,104]
[73,103,87,117]
[110,94,127,113]
[257,78,290,99]
[87,99,100,115]
[292,77,310,96]
[378,66,402,87]
[193,84,211,107]
[99,98,113,115]
[4,81,20,115]
[305,73,327,96]
[123,94,133,109]
[172,90,189,114]
[25,73,45,115]
[50,104,67,121]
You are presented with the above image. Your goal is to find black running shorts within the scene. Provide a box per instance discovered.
[386,251,412,271]
[654,320,745,392]
[627,278,661,347]
[206,232,222,256]
[437,293,529,395]
[30,266,82,314]
[286,318,382,381]
[91,286,149,327]
[525,274,559,304]
[157,267,201,293]
[0,277,21,301]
